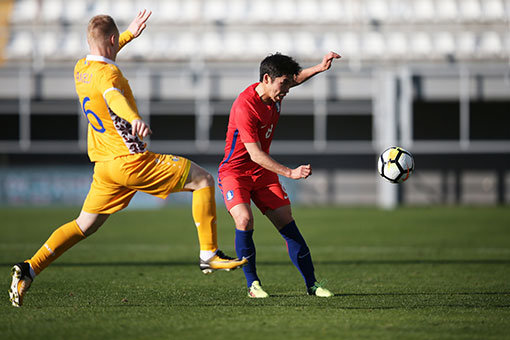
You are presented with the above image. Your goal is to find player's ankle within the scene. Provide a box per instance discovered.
[199,249,217,262]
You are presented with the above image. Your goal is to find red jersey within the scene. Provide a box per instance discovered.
[219,83,281,176]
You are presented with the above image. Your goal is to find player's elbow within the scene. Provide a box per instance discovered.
[249,152,264,165]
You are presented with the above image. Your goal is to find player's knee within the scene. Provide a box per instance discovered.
[234,215,253,230]
[76,213,108,237]
[194,170,214,189]
[76,220,100,237]
[203,172,215,187]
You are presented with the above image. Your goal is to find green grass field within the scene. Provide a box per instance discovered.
[1,206,510,339]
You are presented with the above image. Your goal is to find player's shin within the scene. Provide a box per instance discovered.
[279,221,316,288]
[27,220,86,275]
[192,186,218,254]
[235,229,259,287]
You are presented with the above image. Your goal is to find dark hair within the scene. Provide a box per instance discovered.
[259,53,302,82]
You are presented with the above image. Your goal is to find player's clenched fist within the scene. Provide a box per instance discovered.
[318,51,341,72]
[131,119,152,138]
[290,164,312,180]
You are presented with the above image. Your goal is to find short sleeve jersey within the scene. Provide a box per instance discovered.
[74,33,145,162]
[219,83,281,176]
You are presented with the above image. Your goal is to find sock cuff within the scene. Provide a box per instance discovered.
[70,220,86,239]
[236,228,254,235]
[279,220,298,234]
[27,262,36,279]
[193,186,214,196]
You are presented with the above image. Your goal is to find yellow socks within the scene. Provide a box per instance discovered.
[25,188,219,276]
[192,186,218,252]
[27,220,85,276]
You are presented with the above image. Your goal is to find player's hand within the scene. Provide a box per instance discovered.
[318,51,341,72]
[290,164,312,180]
[128,9,152,38]
[131,119,152,138]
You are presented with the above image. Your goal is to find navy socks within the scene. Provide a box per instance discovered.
[235,229,259,288]
[279,221,316,288]
[235,221,316,289]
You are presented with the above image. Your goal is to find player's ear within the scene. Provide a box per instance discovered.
[262,73,272,84]
[109,33,116,46]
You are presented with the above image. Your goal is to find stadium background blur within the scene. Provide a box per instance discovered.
[0,0,509,209]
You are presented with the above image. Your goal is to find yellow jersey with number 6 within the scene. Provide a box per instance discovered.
[74,32,145,162]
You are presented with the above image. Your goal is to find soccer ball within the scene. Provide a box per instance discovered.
[377,146,415,183]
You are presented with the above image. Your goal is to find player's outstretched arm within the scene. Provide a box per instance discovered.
[119,10,152,50]
[127,9,152,38]
[292,51,341,87]
[245,142,312,180]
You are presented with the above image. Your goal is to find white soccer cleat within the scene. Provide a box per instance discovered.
[307,281,333,297]
[9,262,33,307]
[248,280,269,298]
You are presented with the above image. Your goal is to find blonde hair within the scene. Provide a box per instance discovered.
[87,15,119,44]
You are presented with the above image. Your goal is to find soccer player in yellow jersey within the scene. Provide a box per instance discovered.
[9,10,246,307]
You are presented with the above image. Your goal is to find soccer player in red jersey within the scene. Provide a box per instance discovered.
[218,52,341,298]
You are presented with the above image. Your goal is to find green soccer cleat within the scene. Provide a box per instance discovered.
[9,262,33,307]
[248,280,269,298]
[199,250,248,274]
[307,281,333,297]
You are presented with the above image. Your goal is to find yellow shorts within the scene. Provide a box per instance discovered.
[82,151,191,214]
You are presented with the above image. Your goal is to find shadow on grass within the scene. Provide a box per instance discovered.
[337,292,510,297]
[2,259,510,268]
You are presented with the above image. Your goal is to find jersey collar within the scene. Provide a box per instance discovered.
[86,55,119,67]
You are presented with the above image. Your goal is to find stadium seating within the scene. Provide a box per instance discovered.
[434,32,456,57]
[225,0,248,23]
[8,0,38,24]
[362,32,385,59]
[294,32,318,58]
[221,31,244,58]
[386,32,407,57]
[478,31,503,58]
[5,30,32,59]
[155,0,181,24]
[62,1,89,24]
[295,0,320,24]
[320,0,344,23]
[456,32,477,59]
[435,0,458,22]
[39,31,60,58]
[202,0,228,23]
[41,0,64,24]
[458,0,482,22]
[365,0,389,22]
[482,0,506,21]
[412,0,435,22]
[410,32,433,59]
[110,0,135,25]
[2,0,509,63]
[321,32,340,54]
[339,32,361,57]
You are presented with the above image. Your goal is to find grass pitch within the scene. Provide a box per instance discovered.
[1,206,510,339]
